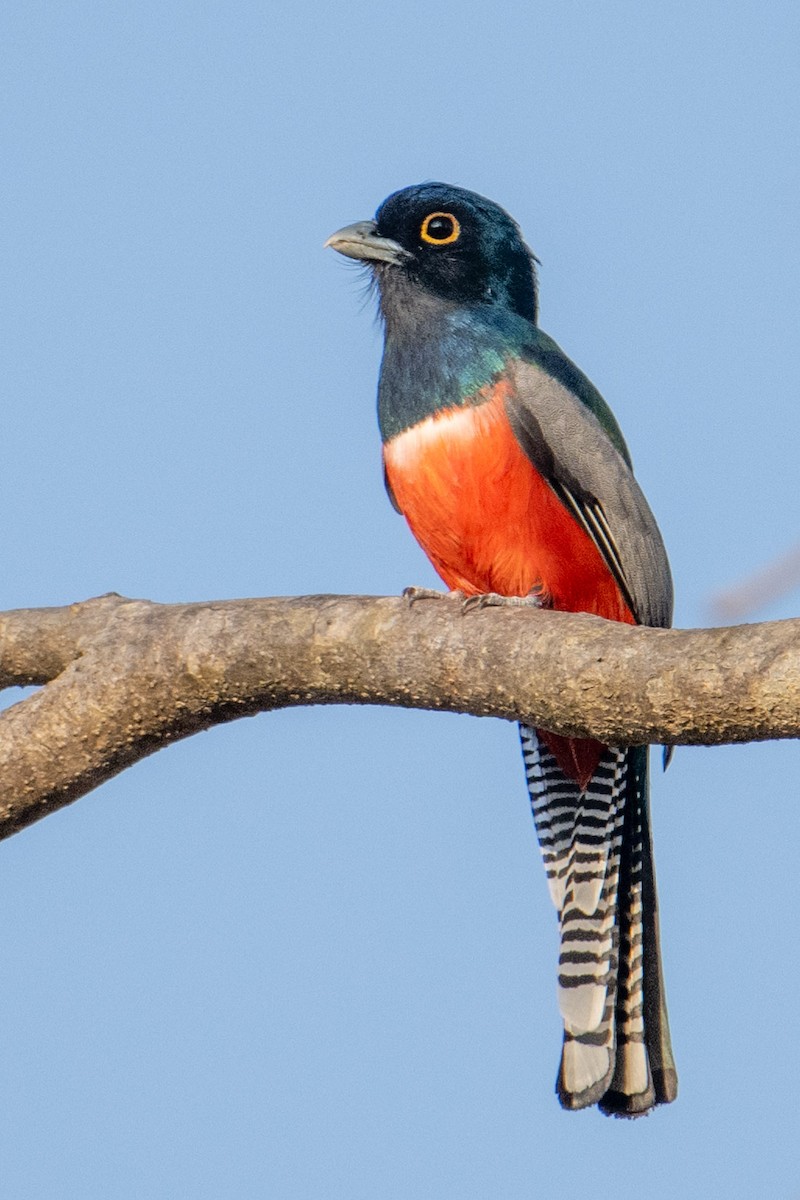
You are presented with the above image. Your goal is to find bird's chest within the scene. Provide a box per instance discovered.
[383,383,551,597]
[382,382,630,618]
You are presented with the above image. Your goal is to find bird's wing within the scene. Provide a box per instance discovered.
[504,338,673,629]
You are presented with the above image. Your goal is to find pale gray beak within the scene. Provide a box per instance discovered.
[324,220,408,265]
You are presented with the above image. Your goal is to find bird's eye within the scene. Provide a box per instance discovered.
[420,212,461,245]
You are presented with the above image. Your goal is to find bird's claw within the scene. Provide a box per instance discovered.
[403,586,544,613]
[402,586,466,606]
[461,591,545,613]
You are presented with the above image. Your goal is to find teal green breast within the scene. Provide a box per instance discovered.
[378,307,630,468]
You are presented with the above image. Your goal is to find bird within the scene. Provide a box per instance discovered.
[326,183,677,1117]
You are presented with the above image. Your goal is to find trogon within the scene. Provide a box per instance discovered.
[326,183,677,1117]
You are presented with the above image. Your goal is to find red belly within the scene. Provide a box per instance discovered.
[383,381,634,620]
[382,381,635,788]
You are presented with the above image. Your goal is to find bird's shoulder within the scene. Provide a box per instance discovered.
[513,325,632,467]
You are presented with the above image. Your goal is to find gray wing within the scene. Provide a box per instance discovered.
[505,357,673,629]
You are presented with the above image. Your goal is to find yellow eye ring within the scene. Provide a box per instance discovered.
[420,212,461,245]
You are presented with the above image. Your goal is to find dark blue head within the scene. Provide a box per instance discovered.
[327,183,539,324]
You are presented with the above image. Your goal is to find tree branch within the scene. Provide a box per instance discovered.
[0,592,797,842]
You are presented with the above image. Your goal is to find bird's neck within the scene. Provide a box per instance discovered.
[377,288,523,442]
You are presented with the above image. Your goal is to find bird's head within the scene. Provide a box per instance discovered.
[326,183,538,324]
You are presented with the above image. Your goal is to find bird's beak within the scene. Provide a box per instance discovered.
[324,220,407,265]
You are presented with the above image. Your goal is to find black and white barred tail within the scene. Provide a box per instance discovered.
[520,725,678,1117]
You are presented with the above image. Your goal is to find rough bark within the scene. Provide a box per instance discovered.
[0,592,797,842]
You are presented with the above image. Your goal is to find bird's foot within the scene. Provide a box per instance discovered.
[402,586,466,606]
[461,590,545,614]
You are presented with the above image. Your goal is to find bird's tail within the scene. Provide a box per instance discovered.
[519,726,678,1116]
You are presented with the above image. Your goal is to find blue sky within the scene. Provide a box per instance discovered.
[3,1,800,1196]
